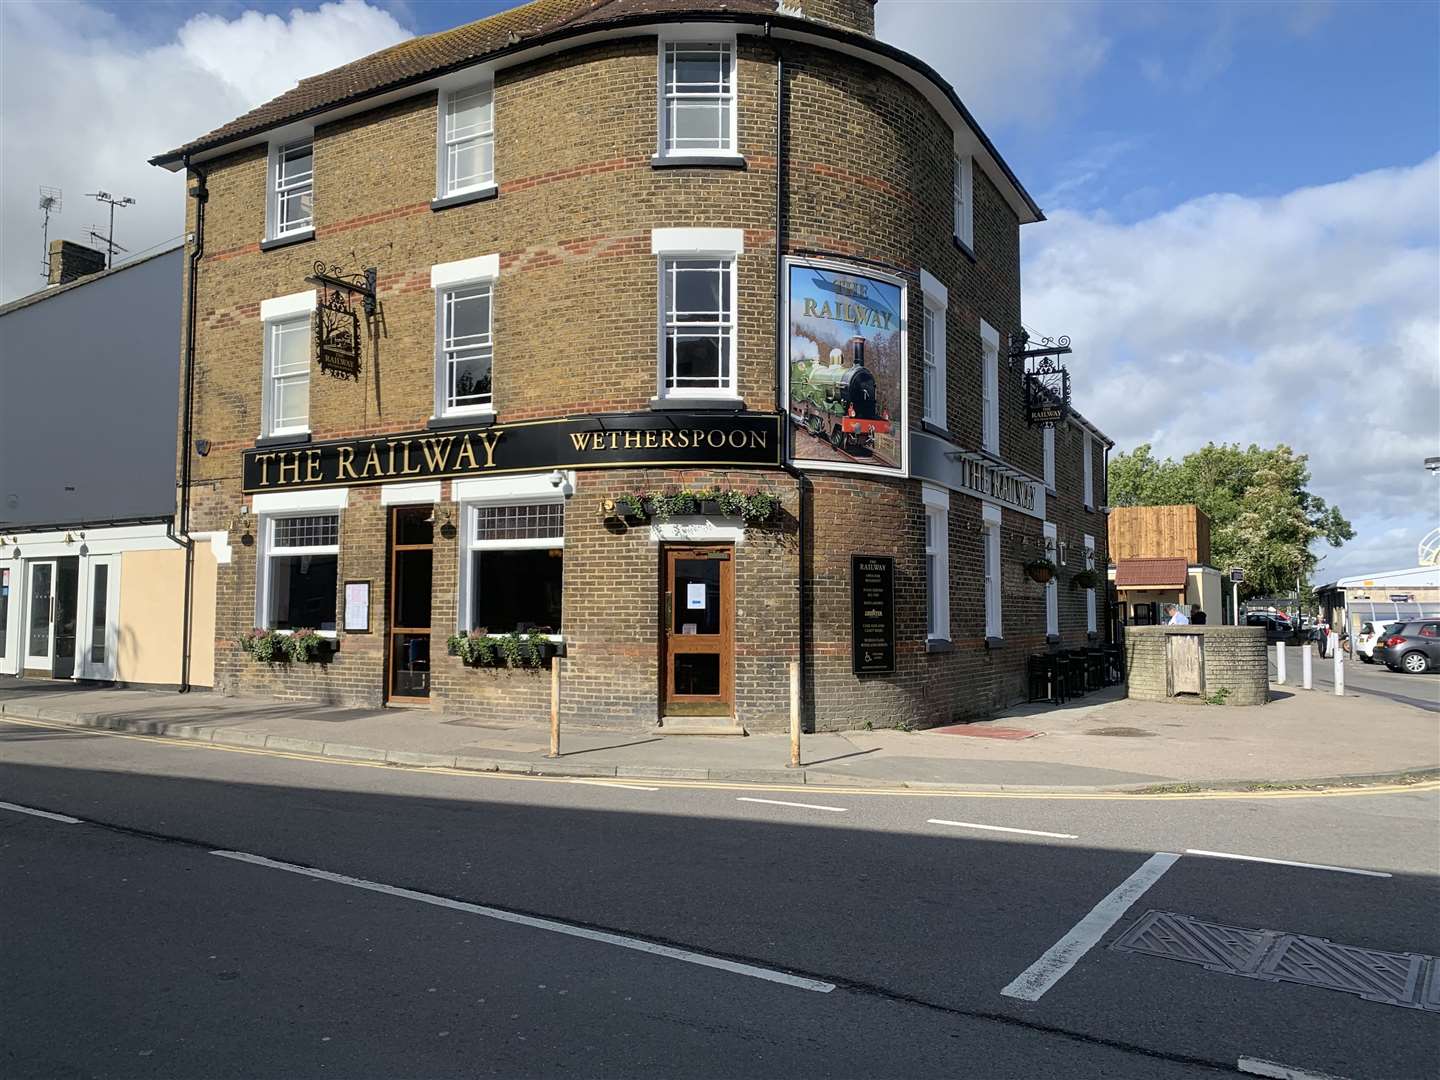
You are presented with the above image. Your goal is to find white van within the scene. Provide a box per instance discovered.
[1356,620,1404,662]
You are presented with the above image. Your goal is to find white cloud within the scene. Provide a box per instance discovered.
[0,1,411,303]
[876,0,1109,128]
[1025,157,1440,579]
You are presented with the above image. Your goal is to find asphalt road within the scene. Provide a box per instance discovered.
[1269,644,1440,712]
[2,717,1437,1079]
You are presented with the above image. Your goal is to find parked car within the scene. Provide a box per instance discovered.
[1246,612,1297,642]
[1373,621,1440,674]
[1356,619,1405,663]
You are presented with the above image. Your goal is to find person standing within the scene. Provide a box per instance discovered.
[1165,604,1190,626]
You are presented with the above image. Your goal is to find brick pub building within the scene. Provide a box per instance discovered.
[153,0,1110,733]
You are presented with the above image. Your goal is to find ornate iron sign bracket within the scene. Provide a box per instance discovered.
[304,261,376,381]
[1010,329,1073,428]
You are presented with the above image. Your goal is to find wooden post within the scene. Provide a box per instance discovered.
[787,659,801,769]
[1275,642,1286,685]
[548,657,560,758]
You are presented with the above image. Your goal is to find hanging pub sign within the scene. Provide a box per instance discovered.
[243,410,783,493]
[304,261,376,382]
[851,554,896,675]
[783,257,908,478]
[1011,329,1073,428]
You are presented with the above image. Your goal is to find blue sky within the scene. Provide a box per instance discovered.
[2,0,1436,579]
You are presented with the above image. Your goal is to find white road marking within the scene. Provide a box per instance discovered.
[928,818,1078,840]
[1184,849,1392,878]
[1238,1055,1353,1080]
[569,780,660,791]
[1001,851,1179,1002]
[0,800,81,824]
[735,797,847,813]
[212,850,835,993]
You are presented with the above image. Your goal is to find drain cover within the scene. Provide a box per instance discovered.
[1084,726,1158,737]
[1112,910,1439,1011]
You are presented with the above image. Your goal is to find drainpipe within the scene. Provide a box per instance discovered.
[767,25,808,726]
[177,156,207,692]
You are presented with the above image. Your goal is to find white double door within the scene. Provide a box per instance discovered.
[0,556,118,679]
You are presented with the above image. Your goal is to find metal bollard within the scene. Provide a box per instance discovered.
[1302,644,1313,690]
[548,657,561,758]
[1276,642,1287,685]
[787,660,801,769]
[1334,647,1344,696]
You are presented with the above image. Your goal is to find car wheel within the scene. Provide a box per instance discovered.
[1401,651,1430,675]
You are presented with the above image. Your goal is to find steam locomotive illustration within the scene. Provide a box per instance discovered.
[789,335,892,454]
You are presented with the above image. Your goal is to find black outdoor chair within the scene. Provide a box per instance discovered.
[1060,652,1087,698]
[1027,653,1065,705]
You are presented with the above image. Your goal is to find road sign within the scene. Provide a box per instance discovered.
[1229,568,1245,583]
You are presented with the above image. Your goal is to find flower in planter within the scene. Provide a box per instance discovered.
[1024,558,1058,584]
[1070,568,1102,589]
[239,628,283,663]
[284,628,327,663]
[740,491,778,523]
[716,489,748,517]
[448,630,498,666]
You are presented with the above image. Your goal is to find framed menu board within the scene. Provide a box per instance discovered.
[851,555,895,675]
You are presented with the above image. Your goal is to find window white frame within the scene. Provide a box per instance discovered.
[255,511,340,636]
[438,83,495,198]
[920,270,948,429]
[268,138,314,239]
[980,319,1000,455]
[652,229,743,400]
[953,152,973,249]
[432,255,500,420]
[1043,426,1056,491]
[259,290,316,438]
[1084,533,1097,634]
[456,482,566,639]
[982,503,1002,639]
[657,37,737,158]
[923,484,950,642]
[1043,521,1059,638]
[1083,429,1095,508]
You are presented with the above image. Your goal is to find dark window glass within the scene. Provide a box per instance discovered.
[270,554,338,631]
[394,549,432,629]
[471,549,562,633]
[0,569,8,659]
[394,506,434,546]
[90,565,108,664]
[674,653,720,696]
[391,633,430,697]
[28,563,52,656]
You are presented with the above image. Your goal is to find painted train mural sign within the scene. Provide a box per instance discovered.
[783,257,908,477]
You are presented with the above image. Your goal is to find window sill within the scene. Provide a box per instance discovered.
[984,636,1005,649]
[953,235,976,263]
[1046,633,1061,644]
[1084,504,1096,513]
[649,395,746,412]
[650,153,746,170]
[925,638,954,654]
[272,628,339,643]
[428,411,495,431]
[254,432,312,449]
[260,229,315,252]
[919,420,951,439]
[431,186,497,212]
[1046,485,1057,497]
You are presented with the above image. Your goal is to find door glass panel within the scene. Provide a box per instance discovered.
[394,549,433,628]
[673,558,721,635]
[394,506,434,546]
[53,559,78,679]
[674,653,720,696]
[391,633,430,697]
[28,564,52,656]
[90,565,109,664]
[0,567,9,658]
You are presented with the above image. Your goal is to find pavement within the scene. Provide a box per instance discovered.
[1,671,1436,792]
[2,715,1437,1079]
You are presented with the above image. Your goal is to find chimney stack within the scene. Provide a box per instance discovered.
[782,0,876,36]
[48,239,107,286]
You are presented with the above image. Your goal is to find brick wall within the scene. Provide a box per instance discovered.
[1125,625,1269,706]
[181,27,1106,728]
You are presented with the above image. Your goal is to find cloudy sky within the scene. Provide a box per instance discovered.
[2,0,1436,579]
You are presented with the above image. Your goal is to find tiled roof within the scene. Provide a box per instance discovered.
[1114,558,1190,589]
[152,0,782,164]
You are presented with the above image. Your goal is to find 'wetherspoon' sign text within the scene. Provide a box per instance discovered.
[242,412,782,493]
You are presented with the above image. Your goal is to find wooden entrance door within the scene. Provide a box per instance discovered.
[661,545,734,717]
[387,506,434,702]
[1166,633,1204,696]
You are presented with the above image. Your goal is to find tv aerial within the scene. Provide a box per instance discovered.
[38,187,61,281]
[85,189,136,269]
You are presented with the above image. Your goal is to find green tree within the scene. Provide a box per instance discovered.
[1109,442,1353,600]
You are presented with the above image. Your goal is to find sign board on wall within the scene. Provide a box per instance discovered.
[784,257,907,478]
[851,555,896,675]
[242,411,782,494]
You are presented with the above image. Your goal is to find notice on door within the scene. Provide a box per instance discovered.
[851,554,895,675]
[687,582,707,610]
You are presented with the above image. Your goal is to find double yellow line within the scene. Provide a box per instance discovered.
[3,714,1436,802]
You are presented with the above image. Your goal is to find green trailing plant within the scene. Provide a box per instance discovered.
[738,491,778,523]
[448,630,498,667]
[239,628,282,663]
[1070,568,1102,590]
[282,628,327,663]
[610,487,779,524]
